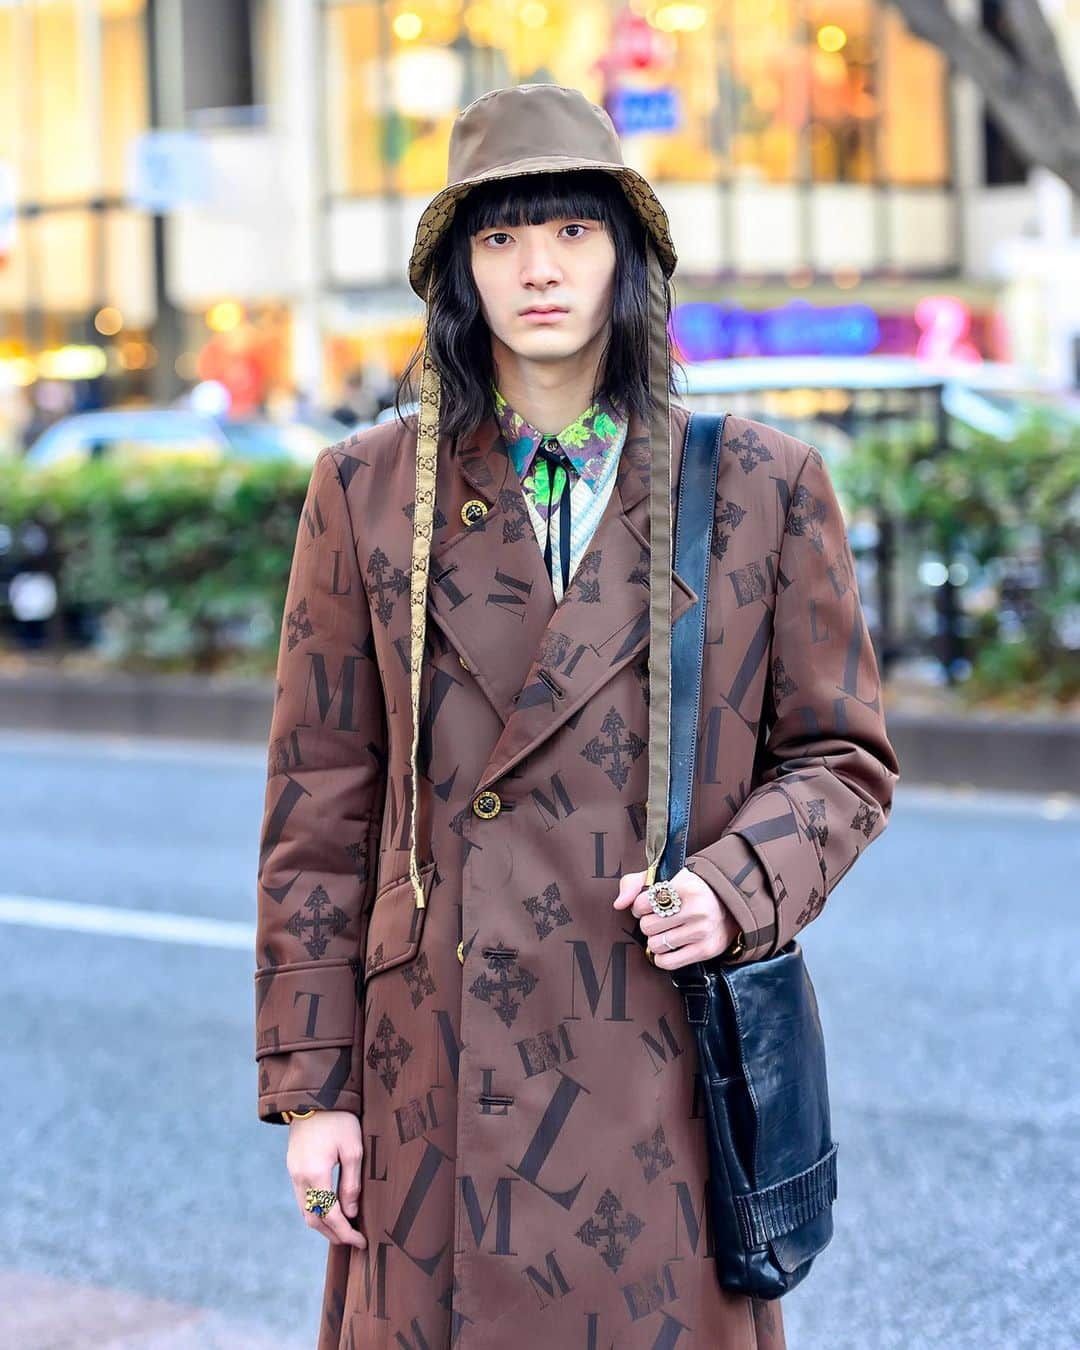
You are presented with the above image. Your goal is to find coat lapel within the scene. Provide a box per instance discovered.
[425,403,698,791]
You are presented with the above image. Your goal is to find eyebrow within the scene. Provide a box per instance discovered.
[475,217,601,233]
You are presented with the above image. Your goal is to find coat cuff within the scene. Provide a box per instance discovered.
[684,830,778,964]
[255,957,365,1123]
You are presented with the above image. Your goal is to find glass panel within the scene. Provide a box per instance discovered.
[325,1,385,195]
[806,0,878,183]
[0,8,20,197]
[325,1,729,193]
[100,0,149,197]
[880,6,947,185]
[729,0,806,183]
[31,0,96,203]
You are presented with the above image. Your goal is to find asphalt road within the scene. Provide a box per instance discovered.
[1,729,1077,1350]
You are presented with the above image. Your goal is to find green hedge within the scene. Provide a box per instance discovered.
[833,411,1080,704]
[3,412,1078,702]
[0,456,313,673]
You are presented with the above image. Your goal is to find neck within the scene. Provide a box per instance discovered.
[491,332,607,435]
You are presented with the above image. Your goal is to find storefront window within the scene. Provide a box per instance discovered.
[31,0,96,203]
[0,1,149,205]
[880,3,948,184]
[101,0,149,196]
[724,0,805,182]
[324,0,947,194]
[807,0,877,183]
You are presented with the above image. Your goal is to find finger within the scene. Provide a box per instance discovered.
[337,1142,364,1222]
[638,906,704,936]
[321,1184,368,1250]
[645,920,702,951]
[650,936,711,969]
[293,1173,347,1245]
[612,869,647,908]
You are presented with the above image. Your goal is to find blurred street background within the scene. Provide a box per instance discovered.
[1,1,1079,1346]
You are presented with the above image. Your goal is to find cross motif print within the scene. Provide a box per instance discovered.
[626,543,649,590]
[786,483,828,555]
[285,597,314,650]
[806,797,829,848]
[401,950,437,1008]
[366,1011,413,1095]
[632,1123,676,1183]
[568,549,601,603]
[575,1187,645,1271]
[727,426,775,475]
[522,881,573,940]
[468,954,539,1029]
[284,884,349,960]
[365,546,409,627]
[796,888,825,927]
[581,706,647,791]
[497,488,532,544]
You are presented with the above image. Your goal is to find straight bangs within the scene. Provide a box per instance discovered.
[460,173,624,236]
[395,169,681,442]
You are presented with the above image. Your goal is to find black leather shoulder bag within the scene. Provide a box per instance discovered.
[635,409,839,1300]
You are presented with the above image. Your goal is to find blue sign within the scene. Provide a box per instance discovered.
[671,300,881,361]
[127,131,213,213]
[609,88,681,136]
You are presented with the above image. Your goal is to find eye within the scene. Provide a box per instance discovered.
[482,231,512,246]
[562,223,588,238]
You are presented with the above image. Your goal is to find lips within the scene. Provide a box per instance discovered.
[520,306,568,316]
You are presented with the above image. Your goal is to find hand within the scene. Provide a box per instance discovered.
[613,866,740,970]
[285,1109,368,1249]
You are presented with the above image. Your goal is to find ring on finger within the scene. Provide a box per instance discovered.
[660,933,675,952]
[304,1187,338,1218]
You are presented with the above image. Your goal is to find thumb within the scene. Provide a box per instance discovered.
[613,868,648,908]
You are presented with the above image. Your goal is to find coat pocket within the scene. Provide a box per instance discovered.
[363,859,437,979]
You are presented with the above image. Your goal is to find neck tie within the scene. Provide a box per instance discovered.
[534,438,574,596]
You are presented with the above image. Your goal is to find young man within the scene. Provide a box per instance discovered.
[255,84,899,1350]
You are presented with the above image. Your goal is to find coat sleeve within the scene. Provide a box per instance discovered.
[684,443,900,964]
[254,446,388,1123]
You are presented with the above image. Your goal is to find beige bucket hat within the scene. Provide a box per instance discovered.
[403,82,680,911]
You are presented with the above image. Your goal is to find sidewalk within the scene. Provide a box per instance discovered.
[0,656,1077,795]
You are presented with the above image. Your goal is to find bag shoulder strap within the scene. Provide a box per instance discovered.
[657,411,727,883]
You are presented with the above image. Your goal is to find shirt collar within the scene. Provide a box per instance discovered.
[492,384,626,492]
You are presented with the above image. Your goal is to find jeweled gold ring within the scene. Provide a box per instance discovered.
[645,881,682,917]
[304,1187,338,1219]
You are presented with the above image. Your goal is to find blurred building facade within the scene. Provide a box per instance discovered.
[1,0,1078,435]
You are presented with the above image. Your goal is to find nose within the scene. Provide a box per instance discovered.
[519,234,563,289]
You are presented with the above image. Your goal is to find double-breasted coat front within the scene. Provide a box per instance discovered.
[254,400,900,1349]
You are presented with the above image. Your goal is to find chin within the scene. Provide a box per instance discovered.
[504,331,587,361]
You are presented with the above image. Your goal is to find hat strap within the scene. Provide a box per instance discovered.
[642,240,673,889]
[406,250,672,902]
[407,275,442,909]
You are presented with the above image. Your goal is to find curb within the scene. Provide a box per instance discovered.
[0,670,1077,795]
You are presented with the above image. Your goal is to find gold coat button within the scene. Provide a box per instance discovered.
[472,789,501,818]
[459,654,471,670]
[456,939,465,964]
[461,498,488,526]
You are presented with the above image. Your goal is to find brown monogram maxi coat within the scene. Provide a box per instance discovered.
[254,400,900,1349]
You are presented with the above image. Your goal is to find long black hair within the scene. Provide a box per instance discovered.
[394,169,682,440]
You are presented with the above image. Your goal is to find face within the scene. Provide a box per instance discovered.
[469,215,617,371]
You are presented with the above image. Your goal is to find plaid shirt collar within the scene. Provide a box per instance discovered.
[492,384,626,493]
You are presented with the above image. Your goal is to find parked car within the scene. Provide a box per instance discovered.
[23,408,352,469]
[677,354,1080,452]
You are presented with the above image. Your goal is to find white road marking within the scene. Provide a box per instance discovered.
[0,894,255,949]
